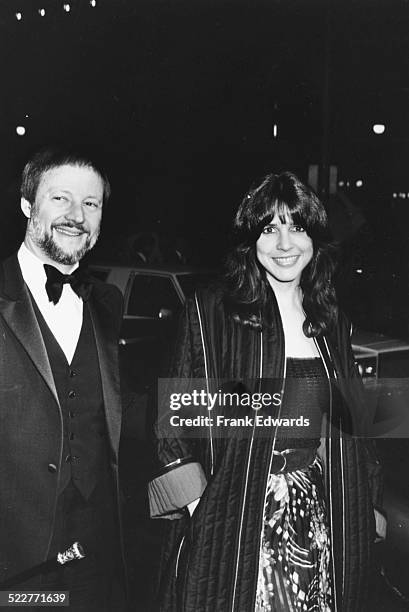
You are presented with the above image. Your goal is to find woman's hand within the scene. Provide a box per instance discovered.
[187,498,201,517]
[374,508,387,542]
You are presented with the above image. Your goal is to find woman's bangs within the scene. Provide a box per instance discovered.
[255,199,309,233]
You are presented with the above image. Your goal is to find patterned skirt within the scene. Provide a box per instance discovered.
[255,457,332,612]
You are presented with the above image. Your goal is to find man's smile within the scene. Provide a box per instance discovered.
[53,225,87,237]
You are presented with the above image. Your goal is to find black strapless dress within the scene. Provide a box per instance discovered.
[255,357,332,612]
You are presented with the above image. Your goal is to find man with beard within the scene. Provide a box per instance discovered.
[0,147,126,610]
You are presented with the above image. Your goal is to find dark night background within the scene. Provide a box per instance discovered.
[1,0,408,340]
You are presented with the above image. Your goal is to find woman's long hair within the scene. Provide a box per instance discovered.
[224,171,338,336]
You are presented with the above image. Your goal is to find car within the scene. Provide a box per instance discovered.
[351,327,409,439]
[89,263,215,391]
[89,263,214,330]
[351,328,409,381]
[352,327,409,600]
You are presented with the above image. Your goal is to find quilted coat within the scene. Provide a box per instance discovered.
[149,286,379,612]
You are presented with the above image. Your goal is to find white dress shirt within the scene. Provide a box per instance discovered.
[18,243,83,364]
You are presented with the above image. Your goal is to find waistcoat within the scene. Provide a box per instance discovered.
[32,299,110,500]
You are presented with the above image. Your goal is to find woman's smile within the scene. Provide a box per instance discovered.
[271,255,301,266]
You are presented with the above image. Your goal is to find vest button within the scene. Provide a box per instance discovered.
[68,390,76,399]
[48,463,57,473]
[69,370,76,378]
[69,411,75,418]
[65,454,71,463]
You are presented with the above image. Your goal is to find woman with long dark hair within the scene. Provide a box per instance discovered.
[149,172,382,611]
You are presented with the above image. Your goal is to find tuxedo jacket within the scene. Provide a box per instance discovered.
[0,254,124,583]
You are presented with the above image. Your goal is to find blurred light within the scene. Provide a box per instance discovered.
[357,360,376,378]
[393,193,397,198]
[16,12,22,20]
[373,124,385,135]
[16,126,26,136]
[63,3,71,12]
[38,8,46,16]
[338,180,344,187]
[356,180,363,187]
[356,269,363,274]
[400,193,406,199]
[272,124,278,138]
[90,0,97,6]
[346,181,350,187]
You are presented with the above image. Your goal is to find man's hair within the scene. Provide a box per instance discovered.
[20,145,111,205]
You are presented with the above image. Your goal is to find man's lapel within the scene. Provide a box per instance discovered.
[88,286,122,457]
[0,254,59,405]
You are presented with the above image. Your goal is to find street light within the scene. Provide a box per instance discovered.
[373,124,385,135]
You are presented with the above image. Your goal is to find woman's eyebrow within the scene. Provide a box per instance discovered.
[264,221,291,226]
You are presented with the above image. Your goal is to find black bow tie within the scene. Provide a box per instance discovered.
[44,264,92,305]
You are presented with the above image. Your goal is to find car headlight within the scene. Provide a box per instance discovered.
[356,357,377,379]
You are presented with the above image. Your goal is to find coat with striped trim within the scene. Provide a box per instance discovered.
[149,286,379,612]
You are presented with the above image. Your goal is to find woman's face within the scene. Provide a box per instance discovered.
[256,212,313,290]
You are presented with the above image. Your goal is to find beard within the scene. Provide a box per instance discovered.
[28,216,100,266]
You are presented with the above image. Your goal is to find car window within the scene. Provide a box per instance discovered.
[378,350,409,378]
[127,274,182,317]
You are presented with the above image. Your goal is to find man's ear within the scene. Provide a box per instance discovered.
[21,197,32,219]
